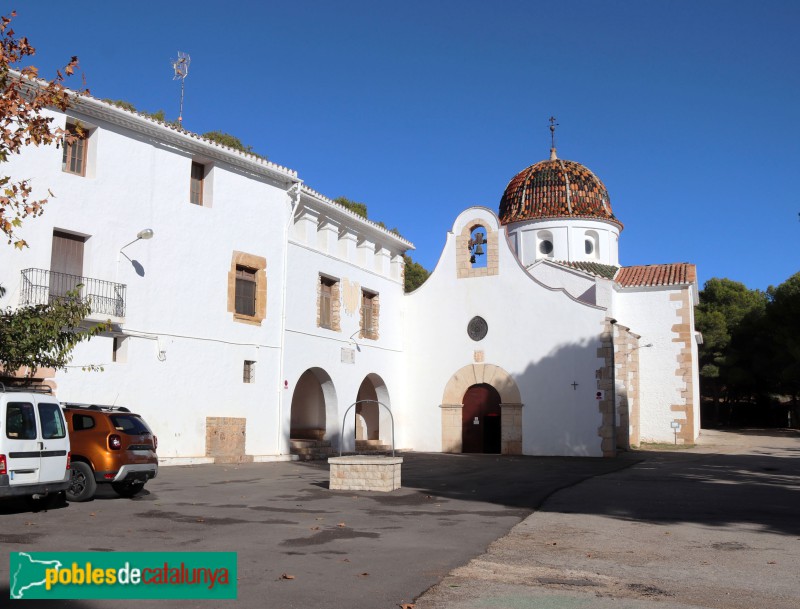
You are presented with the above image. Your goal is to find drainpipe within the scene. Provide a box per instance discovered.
[609,318,617,456]
[276,181,303,457]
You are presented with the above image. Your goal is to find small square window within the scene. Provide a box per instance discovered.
[243,360,255,383]
[235,266,257,317]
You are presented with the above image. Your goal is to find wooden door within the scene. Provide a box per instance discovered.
[49,231,85,298]
[461,384,502,454]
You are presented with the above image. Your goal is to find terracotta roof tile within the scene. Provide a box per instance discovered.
[615,263,697,287]
[499,158,621,228]
[553,260,619,279]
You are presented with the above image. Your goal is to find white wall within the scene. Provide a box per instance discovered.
[0,107,294,463]
[612,286,692,443]
[282,205,407,453]
[403,208,609,457]
[506,218,620,266]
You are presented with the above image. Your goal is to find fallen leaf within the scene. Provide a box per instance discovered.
[310,526,320,531]
[341,558,351,563]
[358,572,369,577]
[399,604,416,609]
[280,573,295,580]
[767,561,776,564]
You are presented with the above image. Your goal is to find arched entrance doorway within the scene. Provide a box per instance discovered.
[440,363,523,455]
[461,384,502,453]
[290,368,336,441]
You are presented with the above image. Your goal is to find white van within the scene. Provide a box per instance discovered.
[0,383,71,502]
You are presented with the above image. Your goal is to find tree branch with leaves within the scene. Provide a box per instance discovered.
[0,10,86,248]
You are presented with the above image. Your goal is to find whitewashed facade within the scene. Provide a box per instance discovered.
[0,92,700,463]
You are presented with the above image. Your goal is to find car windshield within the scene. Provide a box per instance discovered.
[109,414,151,435]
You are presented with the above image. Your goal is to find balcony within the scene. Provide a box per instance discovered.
[20,268,127,321]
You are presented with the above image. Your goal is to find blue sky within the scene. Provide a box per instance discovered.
[9,0,799,291]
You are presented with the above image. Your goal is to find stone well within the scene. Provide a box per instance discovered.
[328,455,403,492]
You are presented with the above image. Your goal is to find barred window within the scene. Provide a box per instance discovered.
[243,360,255,384]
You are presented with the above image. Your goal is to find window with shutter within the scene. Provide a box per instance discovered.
[62,123,88,176]
[320,277,334,329]
[235,266,257,316]
[190,162,204,205]
[361,290,377,340]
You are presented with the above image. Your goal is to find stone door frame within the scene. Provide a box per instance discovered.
[439,363,523,455]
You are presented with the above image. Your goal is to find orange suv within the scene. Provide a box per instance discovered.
[63,404,158,501]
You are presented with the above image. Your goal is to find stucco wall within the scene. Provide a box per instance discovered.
[0,107,293,462]
[612,285,698,443]
[403,208,609,457]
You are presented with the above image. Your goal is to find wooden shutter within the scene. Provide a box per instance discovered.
[320,278,332,328]
[235,266,256,316]
[190,162,204,205]
[361,292,373,337]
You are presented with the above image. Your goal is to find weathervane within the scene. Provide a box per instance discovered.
[171,52,191,128]
[549,116,558,160]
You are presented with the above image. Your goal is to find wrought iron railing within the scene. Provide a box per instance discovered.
[20,268,127,318]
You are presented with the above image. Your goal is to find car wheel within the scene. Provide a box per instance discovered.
[67,462,97,502]
[111,481,145,498]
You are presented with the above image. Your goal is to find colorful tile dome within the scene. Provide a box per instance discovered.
[498,151,622,228]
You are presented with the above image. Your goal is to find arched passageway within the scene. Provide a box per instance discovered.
[290,367,336,441]
[353,373,391,448]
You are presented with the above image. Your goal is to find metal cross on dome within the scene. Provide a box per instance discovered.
[549,116,559,149]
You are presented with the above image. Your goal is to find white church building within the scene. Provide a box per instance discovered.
[0,89,701,464]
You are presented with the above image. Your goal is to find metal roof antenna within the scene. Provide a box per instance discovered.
[549,116,559,160]
[171,51,191,128]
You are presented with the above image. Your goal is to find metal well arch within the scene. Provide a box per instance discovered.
[340,399,395,457]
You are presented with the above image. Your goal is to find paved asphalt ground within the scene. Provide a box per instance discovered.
[0,451,632,608]
[1,430,798,609]
[416,429,800,609]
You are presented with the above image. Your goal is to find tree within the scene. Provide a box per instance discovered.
[695,278,767,407]
[0,10,85,248]
[404,255,430,292]
[0,12,105,379]
[0,288,108,377]
[765,272,800,425]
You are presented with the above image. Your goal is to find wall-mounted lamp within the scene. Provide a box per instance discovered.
[347,330,362,352]
[120,228,155,254]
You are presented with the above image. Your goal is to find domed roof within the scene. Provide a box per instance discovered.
[498,153,622,228]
